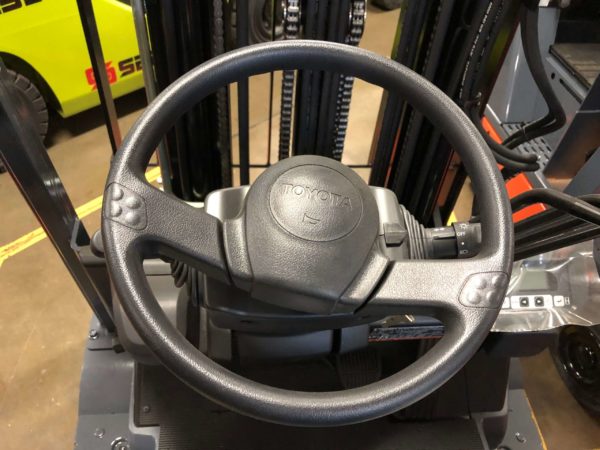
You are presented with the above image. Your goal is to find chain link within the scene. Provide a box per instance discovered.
[278,0,365,161]
[278,0,300,160]
[332,0,366,160]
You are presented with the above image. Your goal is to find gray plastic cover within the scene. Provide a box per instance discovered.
[493,241,600,332]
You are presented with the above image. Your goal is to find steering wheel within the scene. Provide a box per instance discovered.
[102,41,513,427]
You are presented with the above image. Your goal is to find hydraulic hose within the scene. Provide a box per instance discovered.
[470,108,540,169]
[461,1,539,174]
[511,189,600,227]
[502,4,566,149]
[471,191,600,228]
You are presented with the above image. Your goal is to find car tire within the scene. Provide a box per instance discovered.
[248,0,282,44]
[7,69,49,141]
[230,0,283,46]
[551,325,600,416]
[372,0,405,11]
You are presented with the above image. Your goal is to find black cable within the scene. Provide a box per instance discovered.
[511,189,600,226]
[471,192,600,227]
[460,1,539,174]
[459,1,501,106]
[470,108,539,167]
[515,223,600,261]
[501,4,566,149]
[513,195,600,248]
[514,194,600,230]
[513,195,600,251]
[465,3,567,174]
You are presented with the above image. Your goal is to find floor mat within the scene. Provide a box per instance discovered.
[135,363,484,450]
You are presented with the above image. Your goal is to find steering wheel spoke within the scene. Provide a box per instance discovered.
[103,176,229,283]
[364,257,509,319]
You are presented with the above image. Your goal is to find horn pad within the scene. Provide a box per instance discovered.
[269,165,364,242]
[225,155,380,314]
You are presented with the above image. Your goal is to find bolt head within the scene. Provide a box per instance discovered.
[111,437,130,450]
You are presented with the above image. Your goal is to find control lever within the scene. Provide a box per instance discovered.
[378,193,483,260]
[422,222,482,259]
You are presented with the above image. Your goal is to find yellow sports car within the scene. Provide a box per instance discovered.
[0,0,144,139]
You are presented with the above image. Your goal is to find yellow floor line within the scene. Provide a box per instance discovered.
[0,167,161,268]
[525,393,548,450]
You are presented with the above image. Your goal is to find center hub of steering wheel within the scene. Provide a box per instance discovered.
[269,165,363,242]
[240,155,380,314]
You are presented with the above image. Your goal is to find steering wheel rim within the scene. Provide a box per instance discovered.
[102,41,513,426]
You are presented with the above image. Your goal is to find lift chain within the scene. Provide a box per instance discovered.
[332,0,366,160]
[212,0,232,186]
[278,0,301,160]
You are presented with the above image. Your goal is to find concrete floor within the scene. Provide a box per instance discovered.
[1,4,599,449]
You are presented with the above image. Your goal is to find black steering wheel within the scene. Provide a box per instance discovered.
[102,41,513,427]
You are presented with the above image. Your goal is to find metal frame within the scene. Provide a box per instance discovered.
[74,317,159,449]
[236,0,251,185]
[0,62,115,330]
[545,76,600,184]
[76,0,122,155]
[131,0,172,192]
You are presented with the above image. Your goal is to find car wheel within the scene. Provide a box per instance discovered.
[249,0,282,44]
[372,0,405,11]
[230,0,283,46]
[551,325,600,416]
[7,69,49,141]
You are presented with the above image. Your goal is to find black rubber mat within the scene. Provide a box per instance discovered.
[551,43,600,88]
[135,363,484,450]
[336,348,382,388]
